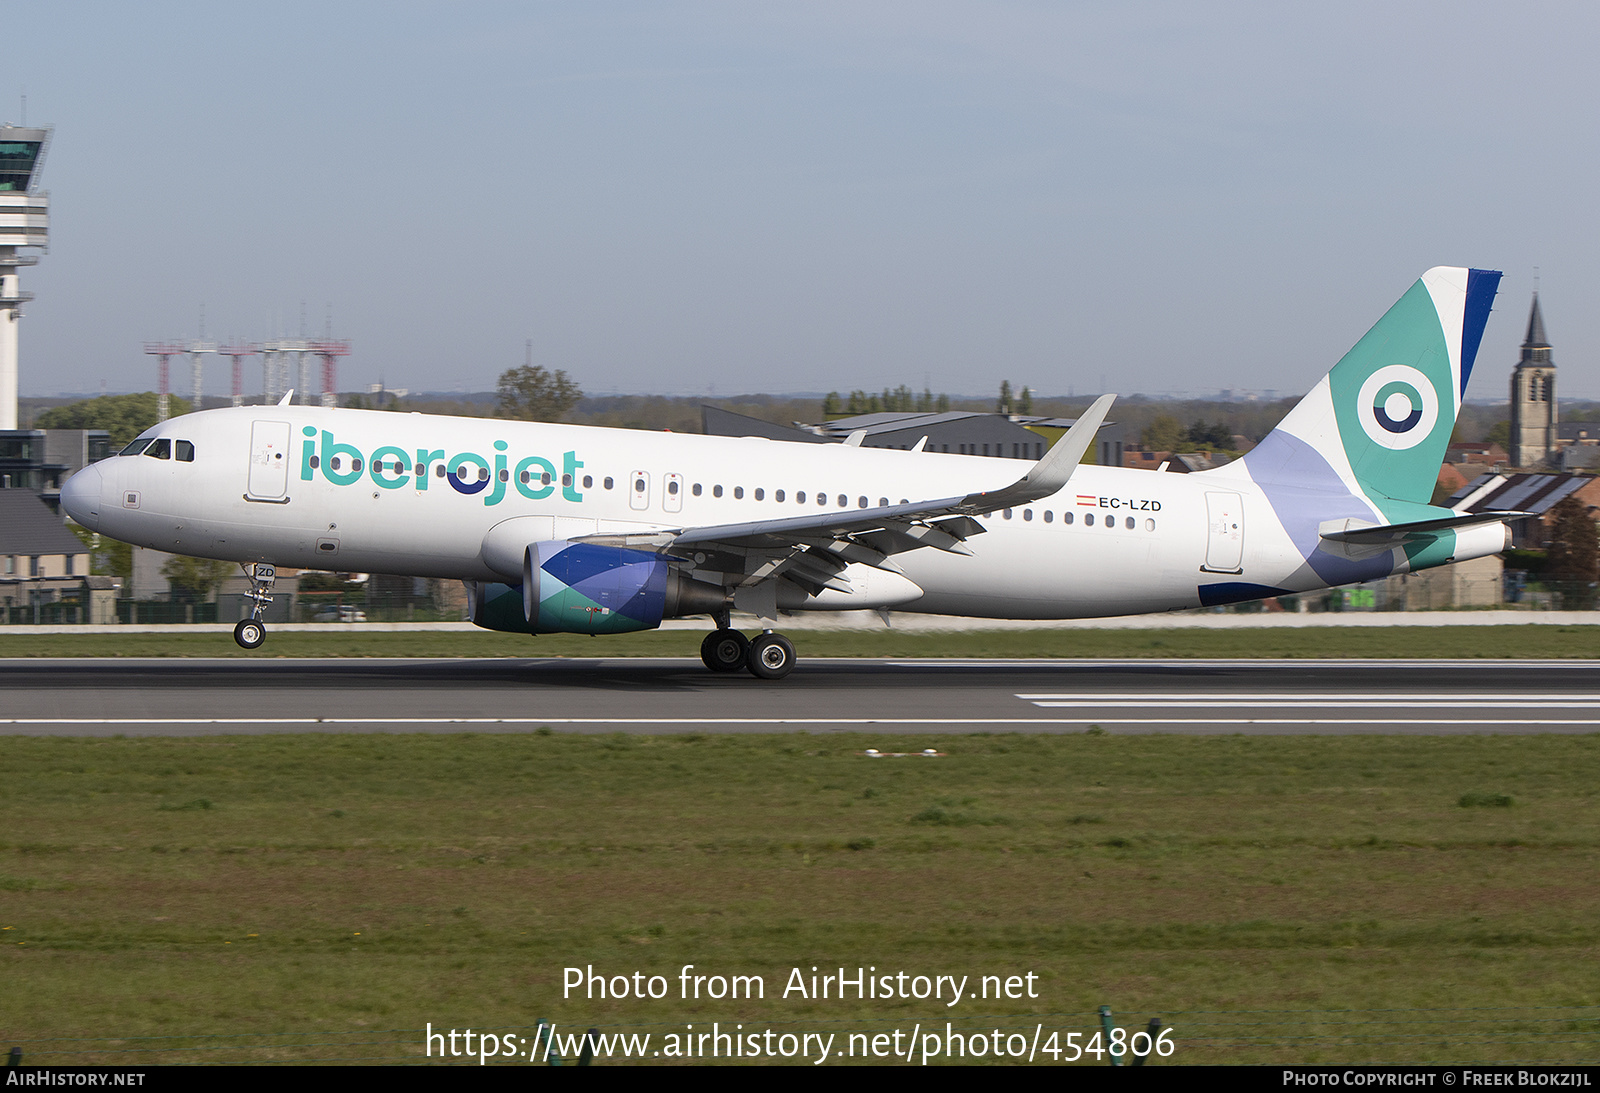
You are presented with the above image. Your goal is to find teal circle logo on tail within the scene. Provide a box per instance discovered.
[1357,365,1438,450]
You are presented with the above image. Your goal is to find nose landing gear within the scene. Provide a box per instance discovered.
[233,562,276,650]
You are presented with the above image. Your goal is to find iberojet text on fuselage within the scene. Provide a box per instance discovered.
[302,427,586,506]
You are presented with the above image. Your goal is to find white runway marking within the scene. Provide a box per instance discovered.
[1018,693,1600,709]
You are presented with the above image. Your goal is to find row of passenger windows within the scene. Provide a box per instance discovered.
[295,457,1158,531]
[685,483,896,506]
[119,437,195,462]
[1001,508,1157,531]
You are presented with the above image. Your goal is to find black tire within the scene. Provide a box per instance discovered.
[701,629,748,672]
[746,632,795,680]
[233,619,266,650]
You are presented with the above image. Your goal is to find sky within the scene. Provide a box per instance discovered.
[5,1,1599,401]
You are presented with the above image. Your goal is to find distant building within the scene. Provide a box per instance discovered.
[1509,293,1557,469]
[1385,555,1503,610]
[0,489,95,620]
[1446,471,1600,549]
[0,428,111,501]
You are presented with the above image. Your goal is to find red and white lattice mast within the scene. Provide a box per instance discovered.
[218,342,258,407]
[143,341,186,421]
[310,339,350,408]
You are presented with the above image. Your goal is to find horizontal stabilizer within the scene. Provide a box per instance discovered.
[1319,510,1528,546]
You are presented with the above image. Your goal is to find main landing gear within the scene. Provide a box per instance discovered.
[233,563,276,650]
[700,615,797,680]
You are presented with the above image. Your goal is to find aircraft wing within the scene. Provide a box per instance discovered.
[582,395,1115,598]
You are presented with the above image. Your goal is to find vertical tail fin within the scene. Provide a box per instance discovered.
[1237,267,1501,513]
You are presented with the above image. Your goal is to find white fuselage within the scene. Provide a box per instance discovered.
[65,405,1357,619]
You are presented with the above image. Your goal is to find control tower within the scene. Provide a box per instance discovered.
[0,125,50,431]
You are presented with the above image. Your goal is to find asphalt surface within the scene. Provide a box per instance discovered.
[3,657,1599,735]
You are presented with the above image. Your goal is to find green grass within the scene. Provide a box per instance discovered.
[3,624,1600,660]
[2,732,1598,1065]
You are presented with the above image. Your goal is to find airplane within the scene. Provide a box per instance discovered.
[61,266,1524,680]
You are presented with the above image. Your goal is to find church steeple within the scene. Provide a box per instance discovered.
[1522,293,1551,357]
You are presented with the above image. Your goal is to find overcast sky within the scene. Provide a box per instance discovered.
[6,2,1598,401]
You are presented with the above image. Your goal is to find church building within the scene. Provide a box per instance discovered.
[1509,293,1557,469]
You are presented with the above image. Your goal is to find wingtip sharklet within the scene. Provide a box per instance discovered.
[958,392,1116,512]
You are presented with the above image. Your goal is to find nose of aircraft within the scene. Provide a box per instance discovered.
[60,462,105,532]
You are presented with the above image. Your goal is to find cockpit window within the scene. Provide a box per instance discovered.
[176,440,195,462]
[144,438,172,460]
[119,438,153,456]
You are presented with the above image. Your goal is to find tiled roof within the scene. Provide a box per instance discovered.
[0,490,88,555]
[1446,473,1591,516]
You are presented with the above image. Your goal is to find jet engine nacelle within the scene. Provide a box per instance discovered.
[465,540,726,635]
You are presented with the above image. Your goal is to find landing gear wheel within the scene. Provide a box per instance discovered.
[701,629,749,673]
[233,619,266,650]
[746,632,795,680]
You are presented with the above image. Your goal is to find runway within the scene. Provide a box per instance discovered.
[3,657,1599,735]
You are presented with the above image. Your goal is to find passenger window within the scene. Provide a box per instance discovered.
[668,480,680,496]
[1023,509,1032,521]
[583,475,593,488]
[693,483,703,496]
[176,440,195,462]
[879,497,888,507]
[119,438,152,456]
[775,489,785,502]
[754,488,764,501]
[354,459,364,473]
[436,464,446,477]
[818,493,827,506]
[332,456,342,471]
[837,494,846,507]
[1145,519,1156,532]
[604,477,614,490]
[713,485,723,498]
[1064,511,1074,525]
[634,478,646,493]
[541,472,552,485]
[1003,509,1012,519]
[734,487,744,499]
[498,469,509,482]
[562,474,572,487]
[1043,510,1053,523]
[1085,513,1094,526]
[310,455,321,469]
[1125,517,1135,530]
[796,491,805,503]
[519,471,531,484]
[144,439,172,460]
[858,496,867,508]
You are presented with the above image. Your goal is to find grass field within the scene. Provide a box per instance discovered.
[2,623,1600,660]
[1,732,1596,1065]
